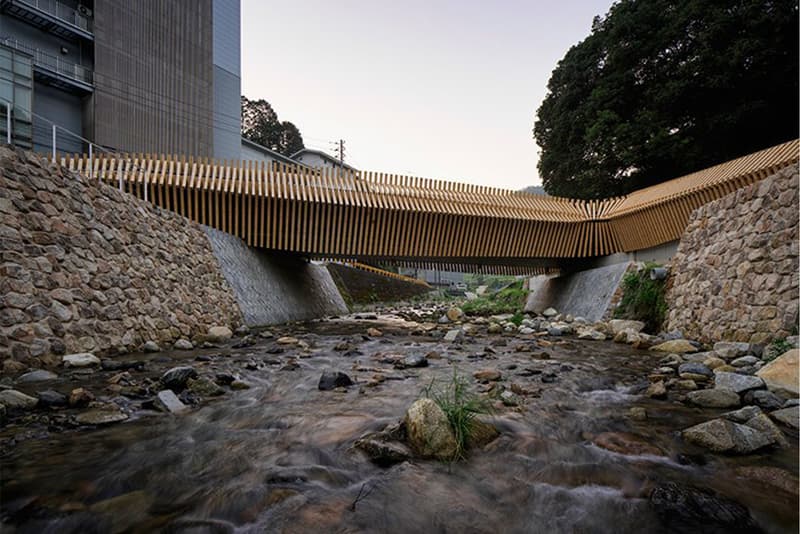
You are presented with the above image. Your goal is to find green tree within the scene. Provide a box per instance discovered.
[279,121,305,156]
[241,96,305,157]
[533,0,798,200]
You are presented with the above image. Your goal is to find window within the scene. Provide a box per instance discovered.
[0,44,33,149]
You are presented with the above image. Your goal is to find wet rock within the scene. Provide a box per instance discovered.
[161,366,198,391]
[230,380,251,390]
[474,369,501,382]
[577,327,606,340]
[755,349,798,397]
[101,360,145,372]
[734,466,799,497]
[318,370,354,391]
[354,436,412,466]
[259,330,275,339]
[437,315,450,324]
[446,307,464,322]
[173,339,194,350]
[235,325,250,336]
[649,482,761,533]
[466,418,500,448]
[17,369,58,383]
[687,388,740,408]
[593,432,663,456]
[500,389,519,406]
[542,308,558,318]
[731,355,758,367]
[62,353,101,367]
[650,340,698,353]
[37,389,67,407]
[744,413,788,448]
[404,398,457,460]
[76,408,129,425]
[90,490,155,533]
[629,407,647,420]
[743,389,784,410]
[207,326,233,342]
[395,354,428,369]
[443,329,463,343]
[155,390,189,414]
[0,389,38,409]
[646,381,667,399]
[682,418,773,453]
[541,373,558,383]
[769,406,799,429]
[713,372,764,394]
[675,379,698,390]
[659,353,684,367]
[232,335,257,349]
[142,341,161,353]
[187,377,225,397]
[69,387,94,407]
[722,406,762,423]
[487,323,503,334]
[608,319,645,335]
[678,363,712,378]
[547,327,564,336]
[713,341,752,360]
[366,328,383,337]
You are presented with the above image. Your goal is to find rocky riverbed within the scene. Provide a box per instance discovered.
[0,305,797,533]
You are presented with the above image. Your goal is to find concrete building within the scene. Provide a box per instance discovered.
[291,148,357,172]
[241,136,307,168]
[0,0,241,159]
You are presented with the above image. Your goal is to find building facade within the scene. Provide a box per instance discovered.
[0,0,241,159]
[291,148,357,172]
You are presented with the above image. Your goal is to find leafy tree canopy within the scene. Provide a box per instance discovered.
[533,0,798,200]
[241,96,305,157]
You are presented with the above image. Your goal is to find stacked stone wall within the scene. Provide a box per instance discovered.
[0,148,243,367]
[666,165,799,344]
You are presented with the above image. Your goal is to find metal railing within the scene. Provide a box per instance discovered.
[13,0,93,33]
[0,37,93,86]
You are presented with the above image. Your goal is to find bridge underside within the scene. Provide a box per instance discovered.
[62,140,798,275]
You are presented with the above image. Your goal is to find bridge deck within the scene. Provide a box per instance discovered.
[61,139,798,275]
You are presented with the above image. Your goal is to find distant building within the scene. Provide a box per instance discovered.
[241,137,307,168]
[0,0,241,159]
[291,148,357,172]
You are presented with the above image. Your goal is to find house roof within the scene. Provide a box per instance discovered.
[290,148,358,171]
[241,137,307,167]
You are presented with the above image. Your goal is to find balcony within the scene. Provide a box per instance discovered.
[0,37,93,93]
[0,0,93,41]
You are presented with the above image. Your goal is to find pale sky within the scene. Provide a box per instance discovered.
[241,1,614,190]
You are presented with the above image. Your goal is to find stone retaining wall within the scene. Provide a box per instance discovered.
[0,148,243,368]
[666,166,799,344]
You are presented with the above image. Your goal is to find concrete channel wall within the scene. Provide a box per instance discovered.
[203,228,348,326]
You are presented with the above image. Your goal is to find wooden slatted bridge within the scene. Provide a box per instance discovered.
[62,140,798,275]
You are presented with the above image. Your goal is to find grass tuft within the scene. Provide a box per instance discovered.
[423,368,492,461]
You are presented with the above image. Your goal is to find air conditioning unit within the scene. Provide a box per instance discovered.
[77,5,92,18]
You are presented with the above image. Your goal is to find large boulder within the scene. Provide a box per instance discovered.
[756,349,798,397]
[713,372,764,394]
[650,340,698,353]
[403,398,457,460]
[160,367,198,391]
[686,389,740,408]
[206,326,233,343]
[608,319,645,335]
[682,418,774,453]
[649,482,760,533]
[769,406,799,429]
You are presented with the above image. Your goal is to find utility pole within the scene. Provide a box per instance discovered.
[334,139,345,167]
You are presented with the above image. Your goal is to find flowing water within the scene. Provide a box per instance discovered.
[1,313,797,533]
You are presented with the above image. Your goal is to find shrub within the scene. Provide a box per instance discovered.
[764,338,794,362]
[613,263,668,333]
[423,369,492,461]
[462,280,527,316]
